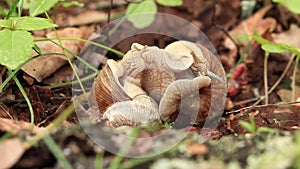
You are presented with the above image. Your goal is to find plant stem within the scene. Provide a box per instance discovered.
[46,40,98,72]
[292,55,300,101]
[95,152,104,169]
[46,72,98,89]
[43,134,73,169]
[5,0,19,19]
[34,37,125,57]
[0,53,64,91]
[253,54,295,105]
[264,52,269,104]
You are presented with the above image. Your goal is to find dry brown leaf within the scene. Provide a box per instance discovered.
[277,87,300,102]
[273,24,300,48]
[224,5,276,49]
[22,28,84,82]
[0,117,45,134]
[42,65,73,85]
[0,138,25,169]
[68,10,108,26]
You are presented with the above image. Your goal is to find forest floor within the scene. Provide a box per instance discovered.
[0,0,300,169]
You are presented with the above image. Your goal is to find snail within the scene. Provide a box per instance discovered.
[91,41,226,127]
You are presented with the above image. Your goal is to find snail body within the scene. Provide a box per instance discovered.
[92,41,226,127]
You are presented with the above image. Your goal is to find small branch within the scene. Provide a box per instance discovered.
[226,101,300,115]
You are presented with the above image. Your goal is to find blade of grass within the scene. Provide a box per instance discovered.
[34,37,125,57]
[43,134,73,169]
[0,132,12,144]
[42,11,88,95]
[45,40,99,72]
[8,68,35,127]
[108,127,141,169]
[95,152,104,169]
[5,0,19,19]
[46,71,98,89]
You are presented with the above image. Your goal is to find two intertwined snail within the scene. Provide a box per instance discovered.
[91,41,226,127]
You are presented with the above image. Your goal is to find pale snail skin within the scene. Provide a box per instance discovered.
[92,40,226,127]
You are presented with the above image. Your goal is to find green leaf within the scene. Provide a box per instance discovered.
[19,0,32,9]
[273,0,300,14]
[277,43,300,56]
[238,116,256,133]
[0,17,57,30]
[0,19,11,28]
[29,0,59,16]
[59,1,84,7]
[5,0,20,19]
[156,0,182,7]
[252,32,269,45]
[14,17,57,30]
[239,120,255,133]
[261,43,287,53]
[238,34,251,43]
[126,0,157,29]
[0,29,34,69]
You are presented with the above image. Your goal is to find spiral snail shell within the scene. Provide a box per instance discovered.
[92,41,226,127]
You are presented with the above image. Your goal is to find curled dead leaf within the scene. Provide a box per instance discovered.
[0,138,25,169]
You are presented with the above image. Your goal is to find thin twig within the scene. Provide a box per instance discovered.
[226,101,300,114]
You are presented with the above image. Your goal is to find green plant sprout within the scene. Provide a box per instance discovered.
[252,32,300,103]
[239,116,275,134]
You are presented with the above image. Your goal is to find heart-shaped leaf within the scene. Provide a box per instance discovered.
[0,29,34,69]
[0,17,57,30]
[126,0,157,29]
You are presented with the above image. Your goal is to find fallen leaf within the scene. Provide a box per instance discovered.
[22,27,84,82]
[0,138,25,169]
[224,5,276,49]
[42,65,73,85]
[273,24,300,48]
[277,87,300,102]
[68,10,108,27]
[0,117,45,134]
